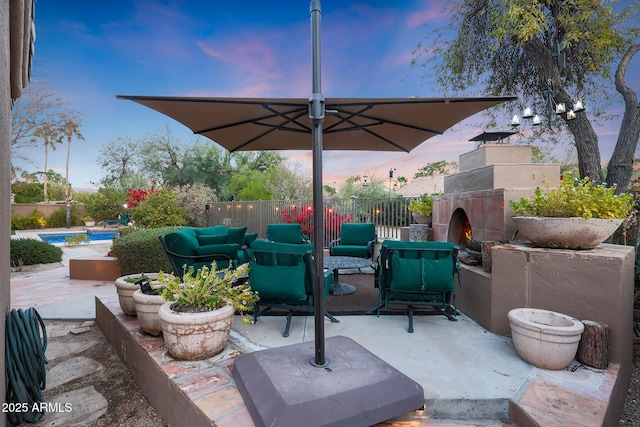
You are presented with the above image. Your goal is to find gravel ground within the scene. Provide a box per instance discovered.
[619,342,640,426]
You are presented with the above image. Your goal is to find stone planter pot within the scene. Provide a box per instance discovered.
[114,273,159,316]
[508,308,584,370]
[512,216,622,250]
[411,213,432,225]
[158,302,235,360]
[133,289,165,336]
[84,221,95,227]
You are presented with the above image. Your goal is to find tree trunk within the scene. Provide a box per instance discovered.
[557,89,604,183]
[43,138,49,203]
[577,320,610,369]
[606,44,640,193]
[65,134,71,201]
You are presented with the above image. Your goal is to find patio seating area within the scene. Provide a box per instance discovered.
[8,239,627,426]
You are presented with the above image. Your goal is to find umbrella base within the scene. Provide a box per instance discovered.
[234,335,424,427]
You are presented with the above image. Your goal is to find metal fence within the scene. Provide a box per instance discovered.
[204,197,415,248]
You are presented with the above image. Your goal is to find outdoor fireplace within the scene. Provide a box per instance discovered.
[448,208,472,248]
[431,143,560,246]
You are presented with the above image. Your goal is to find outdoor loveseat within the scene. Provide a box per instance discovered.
[159,225,257,277]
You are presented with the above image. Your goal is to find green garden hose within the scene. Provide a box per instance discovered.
[5,308,48,425]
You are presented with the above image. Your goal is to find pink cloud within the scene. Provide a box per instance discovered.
[405,1,452,29]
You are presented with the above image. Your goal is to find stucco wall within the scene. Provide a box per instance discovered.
[2,2,11,425]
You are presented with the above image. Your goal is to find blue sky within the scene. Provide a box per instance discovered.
[15,0,640,190]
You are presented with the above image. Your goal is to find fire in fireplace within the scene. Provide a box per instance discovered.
[447,208,473,248]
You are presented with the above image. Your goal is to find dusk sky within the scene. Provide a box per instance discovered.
[15,0,640,191]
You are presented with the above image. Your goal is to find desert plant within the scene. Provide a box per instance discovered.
[175,183,218,227]
[111,226,182,275]
[157,262,257,324]
[510,172,634,219]
[408,193,435,216]
[10,238,63,266]
[81,187,128,220]
[10,209,48,230]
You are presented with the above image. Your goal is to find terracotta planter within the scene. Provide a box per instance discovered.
[512,216,622,250]
[158,302,235,360]
[133,289,165,336]
[508,308,584,370]
[114,273,159,316]
[411,213,432,225]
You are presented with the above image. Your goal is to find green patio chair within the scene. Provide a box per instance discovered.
[265,223,309,244]
[372,240,460,333]
[329,222,377,259]
[247,240,338,337]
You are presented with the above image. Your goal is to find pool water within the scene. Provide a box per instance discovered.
[38,231,118,244]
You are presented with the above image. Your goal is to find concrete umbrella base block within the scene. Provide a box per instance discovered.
[234,335,424,427]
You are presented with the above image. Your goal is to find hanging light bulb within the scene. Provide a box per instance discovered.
[510,114,521,127]
[567,110,576,120]
[532,114,541,125]
[573,100,584,112]
[555,103,566,114]
[522,107,533,118]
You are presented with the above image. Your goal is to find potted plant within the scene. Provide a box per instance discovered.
[509,171,634,249]
[132,276,166,336]
[408,193,435,225]
[82,215,95,227]
[114,273,160,316]
[156,262,258,360]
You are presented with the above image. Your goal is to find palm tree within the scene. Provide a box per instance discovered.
[61,114,84,201]
[33,124,61,203]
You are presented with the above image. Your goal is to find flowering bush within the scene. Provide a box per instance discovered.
[510,171,633,219]
[156,262,258,325]
[125,180,157,208]
[281,205,353,243]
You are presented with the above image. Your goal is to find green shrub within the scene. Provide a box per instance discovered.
[10,238,63,266]
[46,205,83,228]
[111,226,182,275]
[131,188,187,228]
[11,209,47,230]
[175,183,218,227]
[82,187,128,220]
[11,181,44,202]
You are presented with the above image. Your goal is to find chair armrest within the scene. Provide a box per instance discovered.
[329,238,340,249]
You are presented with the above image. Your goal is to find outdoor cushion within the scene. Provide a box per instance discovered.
[339,223,375,245]
[196,234,229,246]
[244,232,258,246]
[330,245,369,258]
[165,228,199,255]
[227,226,247,245]
[250,240,313,266]
[193,225,227,236]
[266,224,307,244]
[249,261,307,302]
[193,243,239,259]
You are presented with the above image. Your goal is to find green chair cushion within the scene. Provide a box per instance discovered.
[196,234,229,246]
[249,261,307,302]
[193,243,240,259]
[164,228,199,255]
[244,232,258,246]
[193,225,227,236]
[227,226,247,245]
[330,245,369,258]
[340,223,375,245]
[251,240,313,266]
[266,224,306,244]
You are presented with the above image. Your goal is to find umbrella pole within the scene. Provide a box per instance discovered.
[309,0,327,367]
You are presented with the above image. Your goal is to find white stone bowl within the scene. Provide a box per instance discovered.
[512,216,622,249]
[508,308,584,370]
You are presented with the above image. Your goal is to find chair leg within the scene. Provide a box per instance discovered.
[283,310,293,337]
[407,305,414,333]
[324,311,340,323]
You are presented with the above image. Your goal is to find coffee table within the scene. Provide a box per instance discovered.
[323,256,373,296]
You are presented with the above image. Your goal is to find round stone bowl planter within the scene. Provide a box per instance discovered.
[114,273,159,316]
[508,308,584,370]
[512,216,622,250]
[158,302,235,361]
[133,289,165,336]
[411,213,432,225]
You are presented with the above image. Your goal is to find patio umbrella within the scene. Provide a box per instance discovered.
[117,1,515,368]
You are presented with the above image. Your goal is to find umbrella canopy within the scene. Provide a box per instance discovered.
[116,95,516,152]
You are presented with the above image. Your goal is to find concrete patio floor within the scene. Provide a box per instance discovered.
[9,237,625,426]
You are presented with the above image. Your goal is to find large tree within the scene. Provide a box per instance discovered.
[412,0,638,187]
[61,112,84,201]
[10,82,65,180]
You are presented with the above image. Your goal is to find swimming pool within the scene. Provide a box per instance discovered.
[38,231,119,245]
